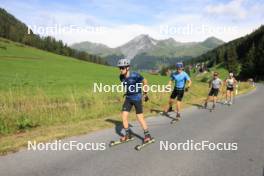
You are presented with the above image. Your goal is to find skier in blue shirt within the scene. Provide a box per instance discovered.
[165,62,192,123]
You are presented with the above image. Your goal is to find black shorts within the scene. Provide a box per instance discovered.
[227,87,234,91]
[170,88,185,101]
[122,98,143,114]
[209,88,219,96]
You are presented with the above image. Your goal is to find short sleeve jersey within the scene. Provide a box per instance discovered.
[211,78,222,89]
[120,72,144,101]
[170,71,190,89]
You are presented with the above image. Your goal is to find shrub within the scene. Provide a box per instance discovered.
[16,114,34,130]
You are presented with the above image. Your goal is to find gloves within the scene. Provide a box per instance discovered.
[185,87,190,92]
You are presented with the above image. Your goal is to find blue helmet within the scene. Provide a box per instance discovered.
[176,62,184,69]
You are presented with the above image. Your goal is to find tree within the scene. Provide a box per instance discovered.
[225,45,241,75]
[240,43,255,79]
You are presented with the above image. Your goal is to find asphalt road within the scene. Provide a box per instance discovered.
[0,85,263,176]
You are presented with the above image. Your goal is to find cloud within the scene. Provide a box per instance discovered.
[24,9,262,47]
[205,0,247,19]
[1,0,263,47]
[54,24,163,47]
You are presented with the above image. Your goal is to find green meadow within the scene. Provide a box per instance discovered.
[0,37,254,154]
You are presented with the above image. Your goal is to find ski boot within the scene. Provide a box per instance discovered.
[120,129,133,142]
[204,102,208,109]
[171,112,181,124]
[167,106,173,112]
[135,132,155,151]
[109,129,134,147]
[212,104,216,109]
[143,133,153,143]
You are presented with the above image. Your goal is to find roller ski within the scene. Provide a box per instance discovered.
[109,129,134,147]
[199,102,209,110]
[208,104,216,112]
[110,137,134,147]
[203,102,215,112]
[223,101,232,106]
[135,134,155,151]
[170,112,181,124]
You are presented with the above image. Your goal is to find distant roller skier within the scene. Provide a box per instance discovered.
[204,72,223,110]
[224,72,237,105]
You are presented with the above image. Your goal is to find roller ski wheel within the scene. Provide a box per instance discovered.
[171,113,181,124]
[209,105,216,112]
[170,118,179,124]
[135,138,155,151]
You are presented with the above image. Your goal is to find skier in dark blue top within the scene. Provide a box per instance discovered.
[117,58,153,143]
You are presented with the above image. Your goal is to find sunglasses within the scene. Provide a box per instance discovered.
[119,67,126,70]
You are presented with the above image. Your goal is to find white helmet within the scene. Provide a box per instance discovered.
[117,58,130,67]
[229,72,234,77]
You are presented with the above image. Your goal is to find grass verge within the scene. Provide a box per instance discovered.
[0,81,255,155]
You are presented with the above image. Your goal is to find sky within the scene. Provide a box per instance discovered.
[1,0,264,47]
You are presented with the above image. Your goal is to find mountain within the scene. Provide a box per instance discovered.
[71,34,159,59]
[116,34,158,59]
[72,35,224,59]
[144,37,223,58]
[69,41,119,56]
[71,35,224,69]
[193,25,264,80]
[201,37,225,48]
[0,8,107,65]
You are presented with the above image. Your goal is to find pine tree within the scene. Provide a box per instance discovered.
[241,44,255,78]
[225,45,241,75]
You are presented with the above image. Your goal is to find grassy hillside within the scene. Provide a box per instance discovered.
[0,8,106,65]
[0,38,254,154]
[0,38,116,93]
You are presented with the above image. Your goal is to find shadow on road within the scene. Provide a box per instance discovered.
[187,103,205,109]
[150,109,174,120]
[105,119,144,140]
